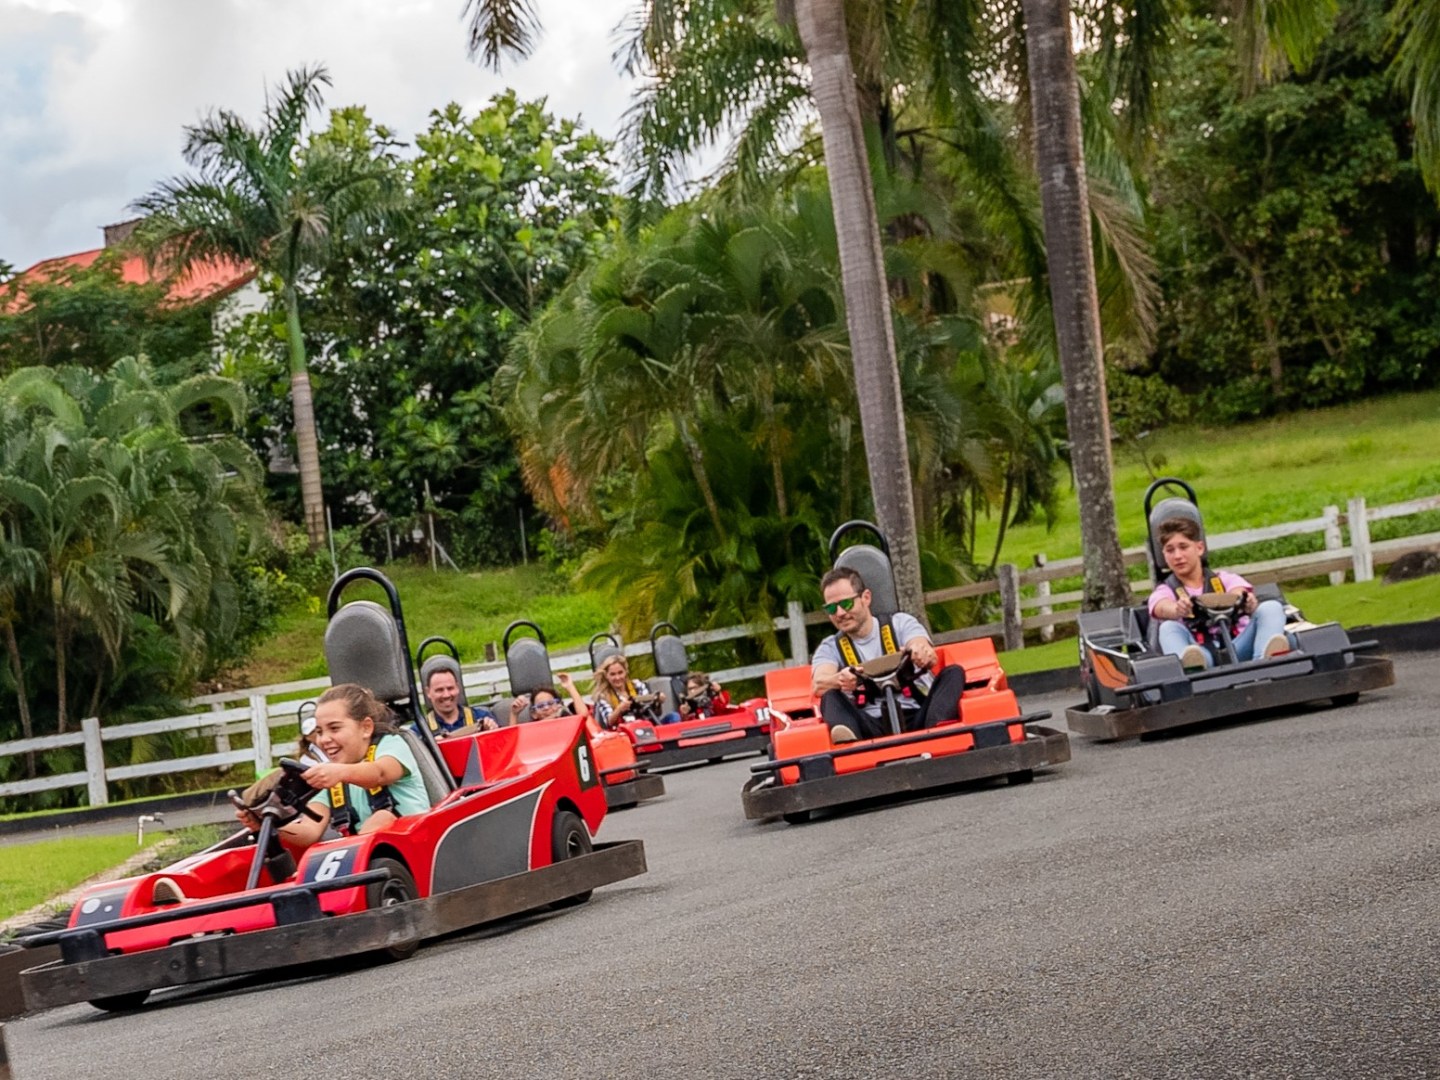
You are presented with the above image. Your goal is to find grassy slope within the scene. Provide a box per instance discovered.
[0,834,143,920]
[239,391,1440,687]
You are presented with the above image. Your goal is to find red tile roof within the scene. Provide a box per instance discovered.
[6,248,257,308]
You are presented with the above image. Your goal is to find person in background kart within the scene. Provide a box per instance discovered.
[422,666,498,737]
[510,671,589,724]
[592,653,681,728]
[679,672,730,720]
[811,568,966,743]
[1148,517,1290,670]
[235,683,430,846]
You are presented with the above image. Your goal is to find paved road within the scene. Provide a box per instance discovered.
[7,653,1438,1080]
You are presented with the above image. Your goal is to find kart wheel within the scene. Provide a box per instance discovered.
[782,810,810,825]
[89,990,150,1012]
[364,856,420,961]
[549,810,594,908]
[1007,770,1035,786]
[1331,692,1360,707]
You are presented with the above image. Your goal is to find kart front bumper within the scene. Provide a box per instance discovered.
[636,730,770,769]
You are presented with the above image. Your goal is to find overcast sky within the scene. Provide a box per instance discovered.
[0,0,645,272]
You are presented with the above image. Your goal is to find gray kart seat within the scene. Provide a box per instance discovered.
[650,628,690,715]
[833,541,898,614]
[396,728,453,806]
[506,636,554,724]
[419,654,469,710]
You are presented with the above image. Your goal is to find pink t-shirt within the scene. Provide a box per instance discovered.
[1148,570,1255,635]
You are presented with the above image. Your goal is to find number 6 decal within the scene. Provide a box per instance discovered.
[577,743,592,782]
[315,849,348,881]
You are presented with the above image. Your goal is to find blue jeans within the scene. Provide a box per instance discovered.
[1157,599,1288,666]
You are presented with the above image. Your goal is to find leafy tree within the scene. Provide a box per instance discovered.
[0,360,263,738]
[133,65,399,547]
[0,258,214,378]
[1147,6,1440,418]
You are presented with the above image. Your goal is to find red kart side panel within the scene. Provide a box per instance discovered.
[936,639,1008,692]
[766,665,818,718]
[772,719,832,784]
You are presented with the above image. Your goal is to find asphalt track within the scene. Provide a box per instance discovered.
[6,651,1438,1080]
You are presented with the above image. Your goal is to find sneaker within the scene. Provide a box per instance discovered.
[1262,633,1291,659]
[1180,645,1208,672]
[830,724,858,744]
[152,877,187,905]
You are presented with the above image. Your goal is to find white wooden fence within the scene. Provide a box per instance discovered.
[2,493,1434,807]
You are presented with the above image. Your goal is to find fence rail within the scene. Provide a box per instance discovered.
[3,493,1434,807]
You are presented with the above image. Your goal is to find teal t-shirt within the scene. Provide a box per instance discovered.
[308,733,431,826]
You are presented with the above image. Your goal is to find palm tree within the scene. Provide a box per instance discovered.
[133,65,396,547]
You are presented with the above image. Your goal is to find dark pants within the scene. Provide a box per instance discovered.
[821,665,967,740]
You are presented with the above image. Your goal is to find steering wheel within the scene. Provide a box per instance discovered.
[1185,590,1247,628]
[850,649,921,698]
[628,693,666,722]
[229,758,323,827]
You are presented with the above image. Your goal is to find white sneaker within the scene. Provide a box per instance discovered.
[1262,633,1291,659]
[1180,645,1208,672]
[830,724,858,744]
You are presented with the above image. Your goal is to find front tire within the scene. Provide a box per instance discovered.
[1331,692,1360,707]
[1007,770,1035,786]
[782,810,810,825]
[549,809,594,908]
[90,990,150,1012]
[364,856,420,961]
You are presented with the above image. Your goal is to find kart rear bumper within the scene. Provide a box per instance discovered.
[740,725,1070,820]
[19,840,647,1013]
[1065,654,1395,739]
[603,772,666,809]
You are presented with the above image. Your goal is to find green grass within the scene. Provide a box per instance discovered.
[0,825,230,923]
[0,834,148,921]
[976,389,1440,562]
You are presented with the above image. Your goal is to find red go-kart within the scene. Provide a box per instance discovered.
[18,569,646,1014]
[590,623,773,769]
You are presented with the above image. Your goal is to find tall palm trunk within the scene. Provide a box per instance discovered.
[1020,0,1131,610]
[51,574,69,734]
[284,283,327,548]
[676,416,728,544]
[793,0,926,621]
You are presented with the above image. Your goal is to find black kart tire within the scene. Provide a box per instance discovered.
[1331,692,1361,707]
[364,856,420,961]
[549,809,594,908]
[1007,769,1035,786]
[90,990,150,1012]
[782,810,810,825]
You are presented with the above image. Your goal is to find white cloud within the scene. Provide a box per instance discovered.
[0,0,639,271]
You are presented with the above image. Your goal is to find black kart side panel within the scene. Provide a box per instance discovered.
[20,840,646,1013]
[1065,655,1395,739]
[638,730,770,770]
[740,726,1070,821]
[604,773,666,809]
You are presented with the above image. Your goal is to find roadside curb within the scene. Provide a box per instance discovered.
[1007,617,1440,698]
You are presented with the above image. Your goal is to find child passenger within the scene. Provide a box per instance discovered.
[680,672,731,719]
[234,683,430,846]
[1148,517,1290,670]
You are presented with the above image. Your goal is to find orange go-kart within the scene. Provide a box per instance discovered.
[742,522,1069,824]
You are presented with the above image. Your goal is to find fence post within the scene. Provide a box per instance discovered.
[210,701,232,771]
[1347,496,1373,583]
[786,600,809,664]
[1323,505,1344,585]
[250,694,271,778]
[81,715,107,807]
[1033,554,1054,643]
[998,563,1024,652]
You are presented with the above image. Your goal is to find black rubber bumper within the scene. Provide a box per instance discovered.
[604,772,666,809]
[18,840,647,1013]
[1065,654,1396,739]
[740,725,1070,821]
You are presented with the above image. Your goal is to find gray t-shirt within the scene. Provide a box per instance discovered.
[813,612,933,718]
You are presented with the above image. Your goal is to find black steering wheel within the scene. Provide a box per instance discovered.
[849,649,923,699]
[229,758,323,828]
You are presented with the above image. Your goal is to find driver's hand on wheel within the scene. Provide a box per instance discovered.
[234,806,261,832]
[837,667,859,694]
[1172,593,1193,619]
[909,642,936,671]
[1242,591,1257,615]
[301,762,348,789]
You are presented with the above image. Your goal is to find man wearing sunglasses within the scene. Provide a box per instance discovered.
[810,568,964,742]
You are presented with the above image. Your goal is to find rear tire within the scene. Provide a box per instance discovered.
[549,810,594,908]
[1331,692,1360,707]
[782,810,810,825]
[1007,770,1035,786]
[364,856,420,961]
[89,990,150,1012]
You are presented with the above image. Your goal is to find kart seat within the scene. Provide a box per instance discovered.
[650,626,690,716]
[419,654,470,709]
[325,599,415,708]
[506,635,554,724]
[833,541,898,614]
[397,728,452,807]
